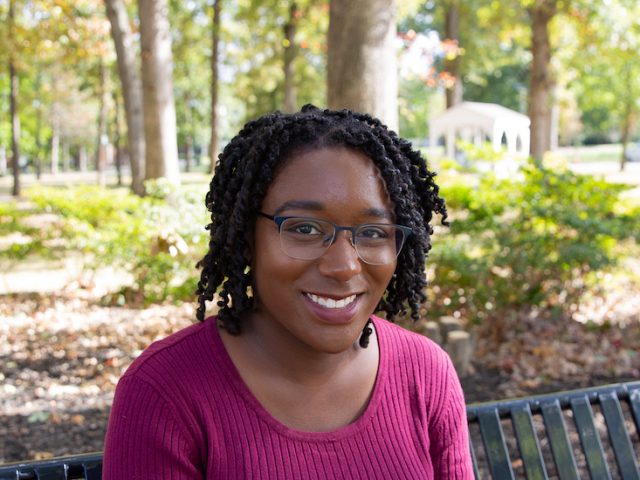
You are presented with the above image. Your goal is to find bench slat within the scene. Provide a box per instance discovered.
[511,404,548,480]
[541,400,579,480]
[570,395,612,480]
[34,465,67,480]
[478,409,514,479]
[470,438,480,479]
[599,393,640,480]
[630,388,640,434]
[82,461,102,480]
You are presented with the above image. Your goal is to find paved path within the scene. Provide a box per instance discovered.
[568,160,640,185]
[0,255,132,295]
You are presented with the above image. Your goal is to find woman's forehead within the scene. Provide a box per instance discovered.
[261,147,394,217]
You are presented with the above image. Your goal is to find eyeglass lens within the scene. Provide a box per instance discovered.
[278,217,407,265]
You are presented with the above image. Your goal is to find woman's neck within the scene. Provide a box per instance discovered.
[218,313,380,432]
[230,312,377,386]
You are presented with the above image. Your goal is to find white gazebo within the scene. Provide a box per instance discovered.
[429,102,530,159]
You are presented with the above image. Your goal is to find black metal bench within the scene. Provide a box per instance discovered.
[0,452,103,480]
[2,382,639,479]
[469,381,640,479]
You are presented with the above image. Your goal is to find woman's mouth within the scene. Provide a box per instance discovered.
[303,292,362,324]
[305,293,357,309]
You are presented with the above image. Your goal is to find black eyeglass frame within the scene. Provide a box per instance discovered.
[257,212,413,265]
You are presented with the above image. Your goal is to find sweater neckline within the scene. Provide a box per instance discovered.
[207,315,388,441]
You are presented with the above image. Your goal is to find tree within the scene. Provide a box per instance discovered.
[209,0,221,172]
[9,0,21,196]
[527,0,558,162]
[443,1,462,108]
[283,2,299,113]
[105,0,145,195]
[400,0,523,113]
[138,0,180,184]
[567,0,640,169]
[461,0,569,161]
[327,0,398,130]
[230,0,327,122]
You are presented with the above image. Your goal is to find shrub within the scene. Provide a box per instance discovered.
[428,163,640,325]
[11,182,209,305]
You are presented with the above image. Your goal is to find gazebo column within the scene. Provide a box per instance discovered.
[473,129,482,146]
[446,129,455,158]
[521,128,531,155]
[506,128,517,155]
[492,125,502,153]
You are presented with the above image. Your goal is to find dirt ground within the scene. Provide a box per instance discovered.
[1,287,639,464]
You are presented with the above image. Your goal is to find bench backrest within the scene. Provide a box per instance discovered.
[468,381,640,479]
[1,382,639,479]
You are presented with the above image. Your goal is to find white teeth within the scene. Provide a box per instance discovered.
[307,293,357,309]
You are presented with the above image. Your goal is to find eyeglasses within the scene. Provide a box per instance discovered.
[258,212,412,266]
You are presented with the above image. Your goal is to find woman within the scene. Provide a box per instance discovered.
[104,105,473,479]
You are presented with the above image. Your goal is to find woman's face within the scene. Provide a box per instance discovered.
[250,147,397,354]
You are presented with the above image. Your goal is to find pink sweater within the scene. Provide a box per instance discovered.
[104,316,473,479]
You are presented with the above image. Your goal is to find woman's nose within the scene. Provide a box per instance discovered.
[317,231,362,281]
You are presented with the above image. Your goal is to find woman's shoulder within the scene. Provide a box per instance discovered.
[372,315,448,360]
[373,316,463,420]
[121,316,221,384]
[372,316,443,353]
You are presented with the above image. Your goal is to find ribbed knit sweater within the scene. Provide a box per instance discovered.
[103,316,473,479]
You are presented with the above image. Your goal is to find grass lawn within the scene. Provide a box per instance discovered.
[556,143,623,163]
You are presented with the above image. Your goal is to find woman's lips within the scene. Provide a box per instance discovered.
[303,292,362,324]
[305,293,357,309]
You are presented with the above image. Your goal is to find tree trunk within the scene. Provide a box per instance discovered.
[619,66,635,172]
[34,72,43,180]
[327,0,398,131]
[0,148,6,176]
[9,59,21,197]
[113,90,123,185]
[185,94,194,173]
[62,143,70,172]
[444,2,463,108]
[620,103,633,173]
[185,137,193,173]
[209,0,221,173]
[283,2,299,113]
[79,145,88,172]
[528,2,556,164]
[10,60,20,197]
[138,0,180,184]
[96,60,109,187]
[51,111,60,174]
[105,0,145,195]
[9,0,20,197]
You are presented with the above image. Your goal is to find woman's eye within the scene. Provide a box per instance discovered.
[288,222,323,235]
[358,226,389,239]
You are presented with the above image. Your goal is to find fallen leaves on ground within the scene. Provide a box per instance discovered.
[0,292,194,462]
[1,287,639,462]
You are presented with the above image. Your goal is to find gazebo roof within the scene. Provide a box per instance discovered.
[429,101,531,159]
[430,101,530,133]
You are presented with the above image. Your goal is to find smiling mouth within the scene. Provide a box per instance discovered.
[305,293,358,309]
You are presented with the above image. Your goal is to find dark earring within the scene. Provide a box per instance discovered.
[359,319,373,348]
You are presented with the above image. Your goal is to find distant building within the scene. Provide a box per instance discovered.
[429,102,531,159]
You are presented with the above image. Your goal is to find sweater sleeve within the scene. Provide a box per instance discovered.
[429,356,475,479]
[103,375,203,480]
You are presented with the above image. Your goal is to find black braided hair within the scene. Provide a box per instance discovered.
[196,105,448,341]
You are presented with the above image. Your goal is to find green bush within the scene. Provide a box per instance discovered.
[9,182,210,305]
[2,167,637,318]
[428,163,640,324]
